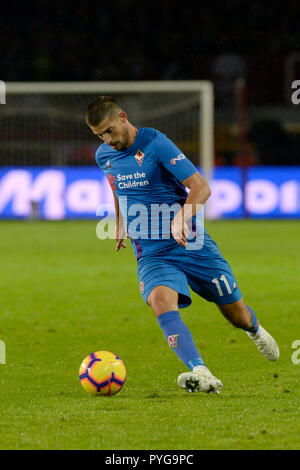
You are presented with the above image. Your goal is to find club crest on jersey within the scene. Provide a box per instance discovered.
[134,150,144,167]
[168,334,178,348]
[106,160,111,168]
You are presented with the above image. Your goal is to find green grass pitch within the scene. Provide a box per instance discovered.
[0,219,299,450]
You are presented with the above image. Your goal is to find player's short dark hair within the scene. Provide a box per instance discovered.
[86,96,121,126]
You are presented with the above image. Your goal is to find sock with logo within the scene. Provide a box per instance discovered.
[243,305,260,335]
[157,310,205,370]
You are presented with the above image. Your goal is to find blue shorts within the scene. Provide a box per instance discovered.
[137,240,242,308]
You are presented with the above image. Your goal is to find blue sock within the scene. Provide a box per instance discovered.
[157,310,205,370]
[244,305,260,334]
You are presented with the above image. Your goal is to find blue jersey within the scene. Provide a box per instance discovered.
[95,127,217,259]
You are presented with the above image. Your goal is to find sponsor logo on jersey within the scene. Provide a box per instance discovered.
[168,334,179,348]
[170,153,186,165]
[139,281,144,294]
[106,160,111,168]
[134,150,144,167]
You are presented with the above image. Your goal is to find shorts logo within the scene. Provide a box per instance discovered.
[170,153,185,165]
[135,150,144,167]
[233,282,238,290]
[139,281,144,294]
[168,334,179,348]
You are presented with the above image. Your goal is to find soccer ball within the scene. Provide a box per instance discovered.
[79,351,127,396]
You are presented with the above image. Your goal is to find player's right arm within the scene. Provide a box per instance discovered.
[94,148,126,251]
[113,192,127,251]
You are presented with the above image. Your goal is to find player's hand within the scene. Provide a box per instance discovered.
[115,224,127,251]
[171,216,189,248]
[116,239,127,251]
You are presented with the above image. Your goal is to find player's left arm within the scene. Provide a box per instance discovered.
[171,172,211,247]
[153,132,211,247]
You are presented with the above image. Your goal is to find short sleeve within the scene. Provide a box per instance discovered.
[153,132,198,182]
[95,145,105,171]
[95,144,112,175]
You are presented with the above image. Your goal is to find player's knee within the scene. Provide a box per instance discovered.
[151,299,173,317]
[148,293,177,317]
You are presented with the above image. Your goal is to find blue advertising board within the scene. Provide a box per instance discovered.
[0,166,299,219]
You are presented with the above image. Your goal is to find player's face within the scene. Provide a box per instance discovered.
[90,111,130,151]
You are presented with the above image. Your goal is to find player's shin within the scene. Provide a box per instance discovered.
[157,310,205,370]
[243,305,260,335]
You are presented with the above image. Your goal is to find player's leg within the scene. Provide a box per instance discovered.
[216,298,257,331]
[147,285,206,369]
[178,241,280,363]
[147,285,223,393]
[147,285,179,317]
[216,299,279,361]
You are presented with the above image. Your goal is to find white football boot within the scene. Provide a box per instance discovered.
[246,326,280,361]
[177,365,223,394]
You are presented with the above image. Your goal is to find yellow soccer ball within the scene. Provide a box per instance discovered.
[79,351,127,396]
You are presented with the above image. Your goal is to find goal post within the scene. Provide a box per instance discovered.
[4,80,214,182]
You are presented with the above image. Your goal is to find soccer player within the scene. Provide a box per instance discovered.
[86,96,279,394]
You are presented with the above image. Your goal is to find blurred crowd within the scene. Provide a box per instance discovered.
[1,1,300,105]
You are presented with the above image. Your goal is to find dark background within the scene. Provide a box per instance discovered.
[1,0,300,165]
[1,1,300,105]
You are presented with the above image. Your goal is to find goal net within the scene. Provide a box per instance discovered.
[2,81,214,176]
[1,81,214,220]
